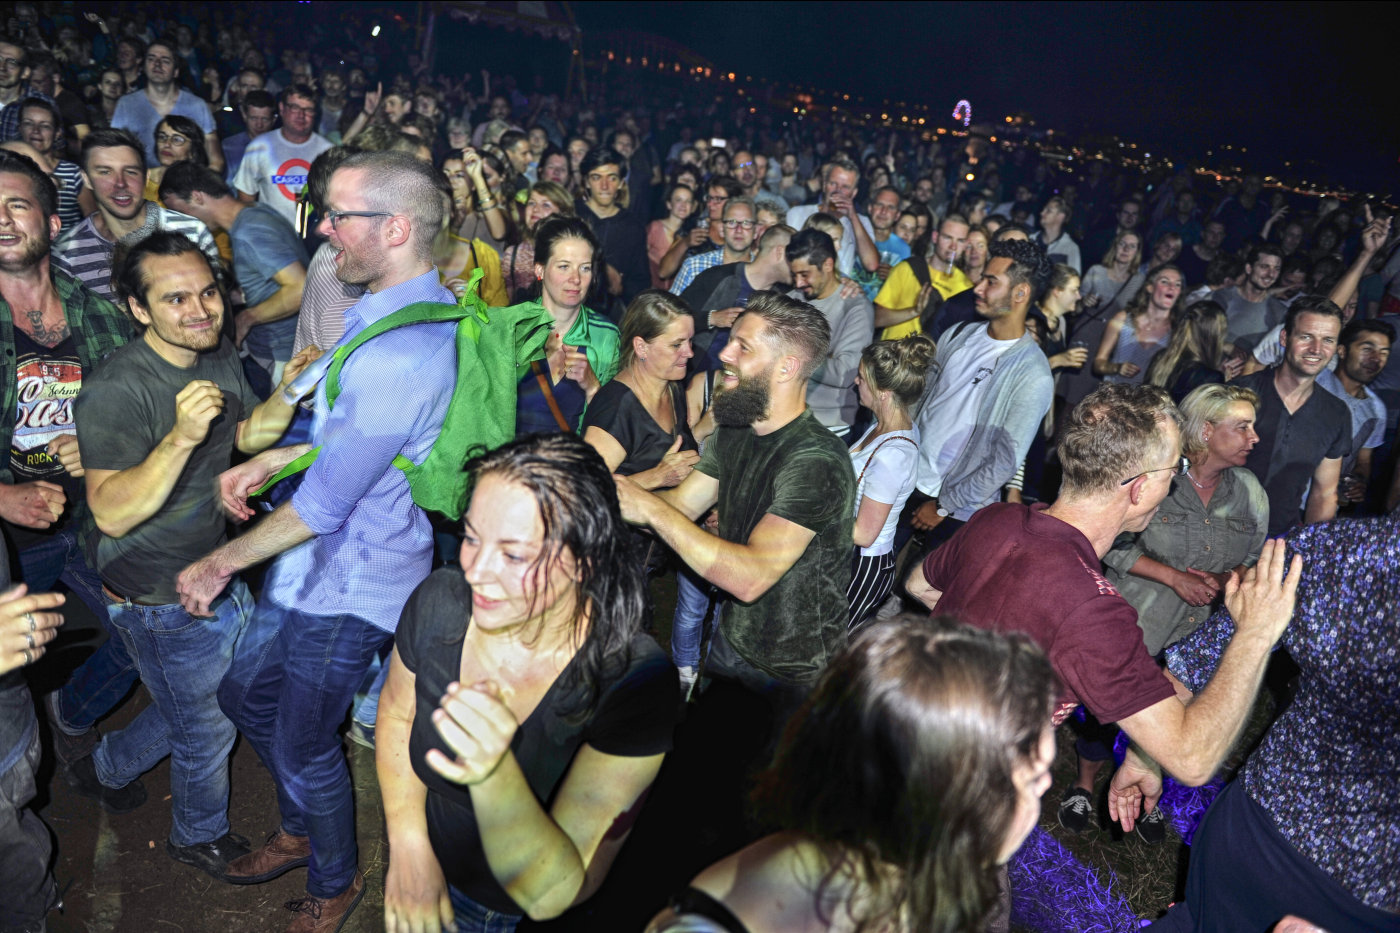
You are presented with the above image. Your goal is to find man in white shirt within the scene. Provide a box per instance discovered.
[233,85,331,229]
[785,155,878,279]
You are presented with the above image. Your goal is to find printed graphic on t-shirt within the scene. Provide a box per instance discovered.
[10,352,81,482]
[1077,554,1121,598]
[272,158,312,201]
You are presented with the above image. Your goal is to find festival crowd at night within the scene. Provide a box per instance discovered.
[0,3,1395,932]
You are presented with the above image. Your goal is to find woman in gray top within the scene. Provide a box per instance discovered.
[1103,384,1270,655]
[1094,263,1183,386]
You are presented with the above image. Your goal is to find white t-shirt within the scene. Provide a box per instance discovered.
[849,425,920,557]
[233,129,332,228]
[914,326,1020,497]
[784,203,876,278]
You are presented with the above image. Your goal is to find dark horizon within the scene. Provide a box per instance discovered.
[570,1,1396,195]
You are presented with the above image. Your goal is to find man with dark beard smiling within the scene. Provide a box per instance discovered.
[615,292,855,713]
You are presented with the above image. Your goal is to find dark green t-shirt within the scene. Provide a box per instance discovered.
[696,410,855,684]
[76,337,262,604]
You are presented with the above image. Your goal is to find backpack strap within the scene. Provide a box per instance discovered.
[252,273,491,497]
[906,253,932,289]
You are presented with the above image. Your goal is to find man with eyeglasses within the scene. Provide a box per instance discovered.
[0,41,54,144]
[233,84,332,229]
[732,148,780,209]
[160,162,309,383]
[111,39,223,173]
[175,151,457,931]
[669,178,748,295]
[910,383,1303,839]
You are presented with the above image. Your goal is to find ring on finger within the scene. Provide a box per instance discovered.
[22,648,33,666]
[24,612,35,631]
[26,632,35,649]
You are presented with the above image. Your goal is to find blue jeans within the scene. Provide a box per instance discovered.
[218,601,392,898]
[352,655,390,728]
[93,580,252,846]
[20,529,141,732]
[1,693,57,930]
[448,885,521,933]
[671,567,720,670]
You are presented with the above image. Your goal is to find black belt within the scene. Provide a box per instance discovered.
[102,584,166,607]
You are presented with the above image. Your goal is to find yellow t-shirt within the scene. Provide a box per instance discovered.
[875,260,973,340]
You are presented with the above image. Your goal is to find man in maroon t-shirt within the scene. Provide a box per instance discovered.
[910,384,1300,834]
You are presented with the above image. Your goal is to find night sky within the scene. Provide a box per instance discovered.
[572,2,1396,194]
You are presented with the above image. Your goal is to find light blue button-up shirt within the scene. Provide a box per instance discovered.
[264,269,456,630]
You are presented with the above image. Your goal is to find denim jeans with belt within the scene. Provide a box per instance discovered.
[93,579,252,847]
[21,528,141,733]
[218,600,392,898]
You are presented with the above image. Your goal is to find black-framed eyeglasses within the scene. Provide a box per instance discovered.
[324,209,392,230]
[1120,456,1189,486]
[722,219,756,230]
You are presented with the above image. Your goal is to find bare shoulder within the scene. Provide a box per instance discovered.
[690,833,861,933]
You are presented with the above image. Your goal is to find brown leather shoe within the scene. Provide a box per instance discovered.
[284,871,364,933]
[224,830,311,885]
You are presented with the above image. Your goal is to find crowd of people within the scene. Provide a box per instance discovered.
[1,4,1397,932]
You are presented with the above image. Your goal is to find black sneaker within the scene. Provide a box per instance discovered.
[44,691,99,766]
[1057,787,1096,834]
[63,752,147,814]
[167,833,252,881]
[1135,805,1167,845]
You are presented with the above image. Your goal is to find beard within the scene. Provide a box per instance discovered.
[148,310,223,353]
[334,246,384,288]
[712,365,774,427]
[0,225,51,274]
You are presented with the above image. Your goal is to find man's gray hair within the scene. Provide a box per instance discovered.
[338,150,444,261]
[1058,384,1183,497]
[722,195,756,220]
